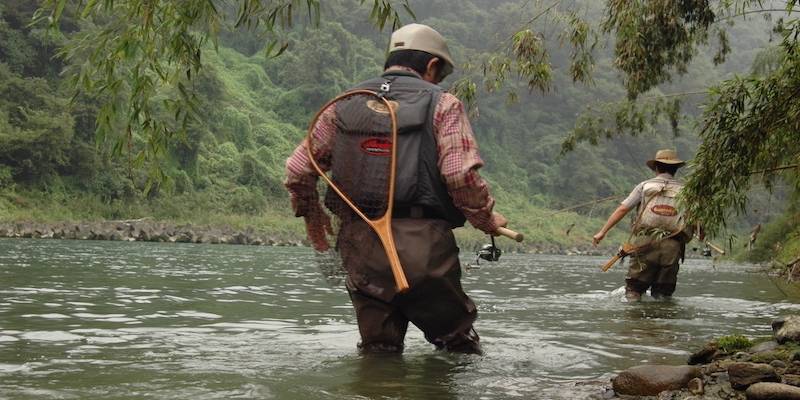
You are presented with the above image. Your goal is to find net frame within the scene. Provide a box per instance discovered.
[306,89,410,292]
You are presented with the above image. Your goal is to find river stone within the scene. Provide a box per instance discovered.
[688,377,704,395]
[771,360,788,369]
[612,365,701,396]
[784,375,800,387]
[752,341,781,354]
[707,359,738,374]
[729,362,780,389]
[773,316,800,344]
[746,382,800,400]
[690,342,719,365]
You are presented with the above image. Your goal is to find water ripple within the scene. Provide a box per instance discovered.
[0,239,794,399]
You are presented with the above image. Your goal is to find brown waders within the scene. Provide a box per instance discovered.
[338,218,480,354]
[625,237,686,301]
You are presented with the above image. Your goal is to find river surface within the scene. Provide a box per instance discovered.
[0,239,798,399]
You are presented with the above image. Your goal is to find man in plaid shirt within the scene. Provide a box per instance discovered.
[285,24,506,354]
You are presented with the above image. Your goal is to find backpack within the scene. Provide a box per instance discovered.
[633,178,686,236]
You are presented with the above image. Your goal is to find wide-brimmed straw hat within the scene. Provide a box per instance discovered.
[646,149,686,170]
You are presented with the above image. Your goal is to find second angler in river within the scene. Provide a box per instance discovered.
[593,149,700,302]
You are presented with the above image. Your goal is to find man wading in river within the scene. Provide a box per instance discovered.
[285,24,507,353]
[592,149,697,302]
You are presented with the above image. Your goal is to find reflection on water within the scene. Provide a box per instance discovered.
[0,239,798,399]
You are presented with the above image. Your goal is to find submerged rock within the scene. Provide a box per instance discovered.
[612,365,701,396]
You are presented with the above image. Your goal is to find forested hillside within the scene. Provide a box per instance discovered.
[0,0,781,251]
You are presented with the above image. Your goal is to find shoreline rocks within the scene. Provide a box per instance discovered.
[0,220,716,258]
[602,316,800,400]
[0,220,304,247]
[0,219,617,255]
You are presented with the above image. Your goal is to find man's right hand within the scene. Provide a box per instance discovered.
[489,211,509,235]
[304,204,333,252]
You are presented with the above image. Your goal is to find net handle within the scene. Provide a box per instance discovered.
[306,90,409,293]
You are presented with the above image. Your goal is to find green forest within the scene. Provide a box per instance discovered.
[0,0,796,259]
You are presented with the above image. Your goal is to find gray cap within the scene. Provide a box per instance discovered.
[389,23,454,78]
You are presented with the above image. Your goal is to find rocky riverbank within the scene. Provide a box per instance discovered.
[0,220,304,246]
[599,316,800,399]
[0,219,721,259]
[0,219,617,255]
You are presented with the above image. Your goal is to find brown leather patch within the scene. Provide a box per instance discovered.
[651,204,678,217]
[366,99,398,115]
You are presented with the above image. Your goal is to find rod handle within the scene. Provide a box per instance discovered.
[496,227,523,242]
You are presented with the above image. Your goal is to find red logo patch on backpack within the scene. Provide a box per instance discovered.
[360,138,392,156]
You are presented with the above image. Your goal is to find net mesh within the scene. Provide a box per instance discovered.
[307,91,397,286]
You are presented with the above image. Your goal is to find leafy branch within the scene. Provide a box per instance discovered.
[451,0,597,111]
[34,0,413,187]
[682,18,800,234]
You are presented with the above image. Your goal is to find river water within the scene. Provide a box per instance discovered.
[0,238,798,399]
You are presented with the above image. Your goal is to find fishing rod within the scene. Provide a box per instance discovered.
[533,195,624,221]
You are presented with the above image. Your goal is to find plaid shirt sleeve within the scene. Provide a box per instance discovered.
[434,93,501,233]
[284,106,336,218]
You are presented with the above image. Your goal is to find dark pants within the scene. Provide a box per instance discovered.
[338,218,480,354]
[625,238,684,299]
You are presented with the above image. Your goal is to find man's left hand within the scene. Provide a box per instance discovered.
[304,204,333,252]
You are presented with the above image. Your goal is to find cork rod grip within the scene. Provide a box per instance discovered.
[496,227,523,242]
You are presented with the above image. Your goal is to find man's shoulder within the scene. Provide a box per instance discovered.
[436,92,464,112]
[641,175,683,185]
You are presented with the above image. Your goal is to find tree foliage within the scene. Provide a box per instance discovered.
[683,16,800,234]
[604,0,716,99]
[0,63,75,181]
[35,0,413,183]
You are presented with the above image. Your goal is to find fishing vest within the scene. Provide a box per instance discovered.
[324,71,467,228]
[634,177,686,234]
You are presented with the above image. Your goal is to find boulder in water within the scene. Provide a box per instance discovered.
[612,365,701,396]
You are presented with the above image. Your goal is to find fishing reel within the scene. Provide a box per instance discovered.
[474,235,502,266]
[691,244,713,257]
